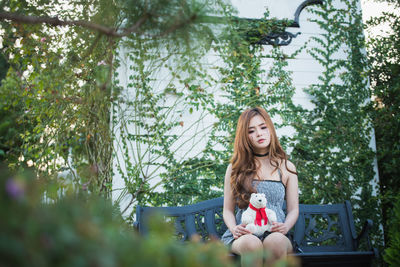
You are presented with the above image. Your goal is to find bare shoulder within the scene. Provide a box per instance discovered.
[223,163,234,200]
[224,163,233,181]
[278,159,296,171]
[226,163,232,172]
[284,160,297,173]
[280,159,297,185]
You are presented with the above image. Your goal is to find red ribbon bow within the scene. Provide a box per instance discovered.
[249,203,268,226]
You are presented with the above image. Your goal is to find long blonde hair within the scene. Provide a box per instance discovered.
[230,107,296,209]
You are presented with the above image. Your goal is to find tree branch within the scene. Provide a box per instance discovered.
[0,11,149,38]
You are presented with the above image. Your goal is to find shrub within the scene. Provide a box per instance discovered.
[0,166,233,267]
[383,193,400,266]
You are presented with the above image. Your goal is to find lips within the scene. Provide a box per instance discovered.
[257,139,265,144]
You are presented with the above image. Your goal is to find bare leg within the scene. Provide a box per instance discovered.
[232,234,263,267]
[262,232,293,265]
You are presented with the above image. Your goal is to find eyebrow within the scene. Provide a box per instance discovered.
[248,123,266,129]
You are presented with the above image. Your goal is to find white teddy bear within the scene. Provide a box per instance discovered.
[241,193,277,236]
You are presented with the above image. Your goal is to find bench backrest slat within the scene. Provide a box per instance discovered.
[185,214,197,237]
[345,201,358,240]
[205,209,219,238]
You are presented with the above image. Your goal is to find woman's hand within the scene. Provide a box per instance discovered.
[270,222,289,235]
[231,223,252,239]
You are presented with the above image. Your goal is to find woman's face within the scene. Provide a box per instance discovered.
[248,115,271,153]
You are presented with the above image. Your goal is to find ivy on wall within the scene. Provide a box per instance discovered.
[290,0,382,248]
[111,1,229,215]
[113,9,304,214]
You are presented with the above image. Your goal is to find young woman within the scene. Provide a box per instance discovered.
[221,107,299,265]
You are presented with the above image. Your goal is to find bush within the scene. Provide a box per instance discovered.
[0,166,233,267]
[383,193,400,267]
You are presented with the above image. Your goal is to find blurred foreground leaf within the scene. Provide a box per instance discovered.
[0,165,233,267]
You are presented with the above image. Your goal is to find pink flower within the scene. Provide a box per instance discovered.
[40,37,46,43]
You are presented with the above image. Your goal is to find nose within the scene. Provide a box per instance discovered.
[258,199,262,202]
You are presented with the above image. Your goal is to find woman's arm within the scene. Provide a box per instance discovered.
[283,160,299,230]
[271,160,299,234]
[223,164,237,232]
[223,164,251,239]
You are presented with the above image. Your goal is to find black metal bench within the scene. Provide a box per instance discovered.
[135,197,377,266]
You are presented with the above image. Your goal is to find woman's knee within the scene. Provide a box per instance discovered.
[263,233,291,258]
[232,234,263,254]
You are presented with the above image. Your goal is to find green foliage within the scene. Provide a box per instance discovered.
[288,0,382,248]
[0,53,8,81]
[120,0,224,50]
[111,1,230,212]
[0,91,26,162]
[365,0,400,260]
[0,0,230,200]
[383,194,400,266]
[114,9,300,212]
[366,1,400,266]
[0,0,117,196]
[0,165,233,267]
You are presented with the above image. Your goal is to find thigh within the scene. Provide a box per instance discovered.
[231,234,263,255]
[262,232,293,253]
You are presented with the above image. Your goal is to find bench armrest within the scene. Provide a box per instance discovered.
[355,219,373,250]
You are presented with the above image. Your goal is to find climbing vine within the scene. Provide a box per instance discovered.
[111,1,229,215]
[290,0,382,248]
[112,7,306,217]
